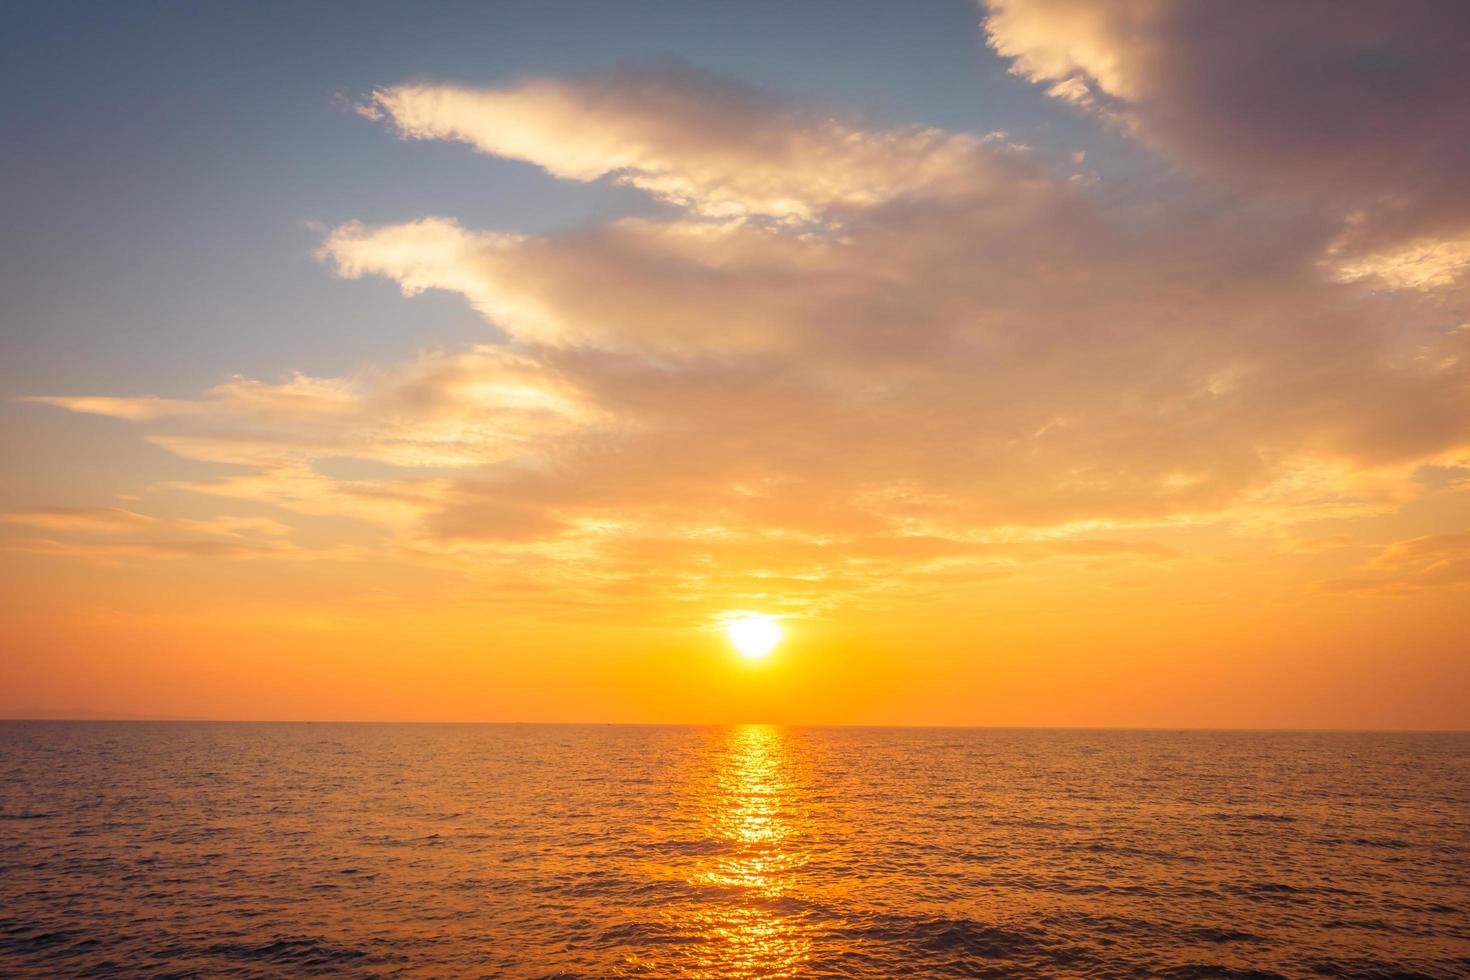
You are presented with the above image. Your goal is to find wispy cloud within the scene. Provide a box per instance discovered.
[360,63,1014,222]
[1319,531,1470,595]
[3,508,316,565]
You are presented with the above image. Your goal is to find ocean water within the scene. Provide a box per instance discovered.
[1,723,1466,978]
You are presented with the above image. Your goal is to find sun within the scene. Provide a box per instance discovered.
[726,613,782,660]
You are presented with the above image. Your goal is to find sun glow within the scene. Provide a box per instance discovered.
[726,614,782,660]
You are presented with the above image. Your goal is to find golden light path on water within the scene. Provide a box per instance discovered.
[670,725,813,978]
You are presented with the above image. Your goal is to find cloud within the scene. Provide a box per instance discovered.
[1332,231,1470,292]
[2,508,159,533]
[2,509,315,565]
[26,65,1470,610]
[983,0,1470,289]
[1319,531,1470,594]
[360,62,1018,222]
[9,536,297,562]
[32,346,597,469]
[18,396,198,421]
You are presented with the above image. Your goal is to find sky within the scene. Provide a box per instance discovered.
[2,0,1468,728]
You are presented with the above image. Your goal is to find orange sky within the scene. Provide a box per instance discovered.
[3,2,1468,728]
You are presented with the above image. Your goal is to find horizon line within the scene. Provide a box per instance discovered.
[1,716,1465,734]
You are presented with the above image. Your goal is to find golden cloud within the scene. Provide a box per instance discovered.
[21,64,1470,606]
[361,63,1013,221]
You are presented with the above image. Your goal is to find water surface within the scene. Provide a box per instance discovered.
[2,723,1467,977]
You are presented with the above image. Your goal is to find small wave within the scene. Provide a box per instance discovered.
[1304,954,1468,979]
[916,920,1038,957]
[833,912,1093,973]
[638,837,738,857]
[0,925,87,955]
[1187,926,1261,943]
[1157,966,1285,979]
[1322,918,1446,938]
[193,935,382,971]
[590,919,686,949]
[1315,834,1412,850]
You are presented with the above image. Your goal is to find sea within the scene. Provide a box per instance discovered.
[1,722,1466,978]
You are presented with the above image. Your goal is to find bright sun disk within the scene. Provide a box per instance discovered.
[726,614,782,660]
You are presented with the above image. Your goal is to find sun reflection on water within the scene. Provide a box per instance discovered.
[681,725,813,978]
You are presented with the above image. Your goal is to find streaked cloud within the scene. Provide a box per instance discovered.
[3,509,312,564]
[2,507,160,534]
[1320,531,1470,595]
[34,346,596,470]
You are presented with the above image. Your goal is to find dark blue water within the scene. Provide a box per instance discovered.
[1,723,1467,977]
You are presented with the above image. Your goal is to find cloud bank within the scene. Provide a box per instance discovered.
[21,61,1470,608]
